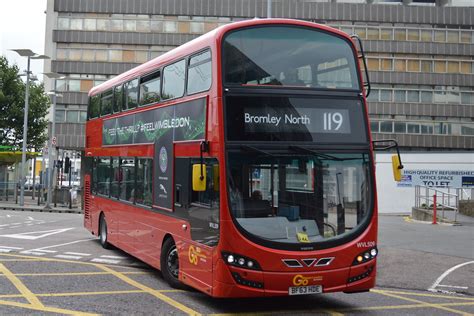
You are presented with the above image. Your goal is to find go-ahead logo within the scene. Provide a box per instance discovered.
[188,245,207,265]
[159,146,168,173]
[292,274,323,286]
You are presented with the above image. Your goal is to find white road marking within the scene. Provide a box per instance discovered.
[437,285,469,289]
[31,238,93,251]
[6,215,11,218]
[100,255,128,259]
[64,252,91,256]
[27,217,34,221]
[0,228,74,240]
[91,258,121,264]
[0,224,10,227]
[54,254,82,260]
[428,261,474,293]
[0,246,24,253]
[30,249,57,253]
[20,251,46,256]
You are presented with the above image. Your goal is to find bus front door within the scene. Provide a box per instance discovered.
[174,157,220,294]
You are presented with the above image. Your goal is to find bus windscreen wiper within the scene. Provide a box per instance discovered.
[288,146,342,161]
[240,145,275,157]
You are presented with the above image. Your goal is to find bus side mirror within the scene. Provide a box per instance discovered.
[391,154,403,182]
[372,139,404,182]
[192,164,206,191]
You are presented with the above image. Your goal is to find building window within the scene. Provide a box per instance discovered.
[421,91,433,103]
[66,110,79,123]
[164,21,177,33]
[407,123,420,134]
[380,121,393,133]
[407,91,419,103]
[394,90,406,103]
[394,122,406,133]
[380,90,392,102]
[55,110,65,123]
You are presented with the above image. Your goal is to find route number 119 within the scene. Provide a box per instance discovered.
[323,112,343,131]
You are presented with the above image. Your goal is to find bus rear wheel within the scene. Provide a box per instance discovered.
[161,238,186,289]
[99,214,111,249]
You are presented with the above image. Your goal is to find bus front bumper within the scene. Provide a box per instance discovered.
[213,259,376,298]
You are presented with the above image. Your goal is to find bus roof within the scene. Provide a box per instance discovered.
[88,18,351,97]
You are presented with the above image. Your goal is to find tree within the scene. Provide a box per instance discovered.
[0,56,49,152]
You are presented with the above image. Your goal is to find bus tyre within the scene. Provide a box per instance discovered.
[99,214,112,249]
[161,238,186,289]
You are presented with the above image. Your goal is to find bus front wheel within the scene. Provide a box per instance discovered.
[161,238,186,289]
[99,214,112,249]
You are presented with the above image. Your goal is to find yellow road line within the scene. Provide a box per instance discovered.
[341,302,474,312]
[403,216,413,223]
[373,289,472,315]
[376,289,474,301]
[0,299,99,316]
[0,271,148,277]
[96,264,201,316]
[0,263,44,308]
[0,252,147,270]
[0,259,46,262]
[0,289,182,299]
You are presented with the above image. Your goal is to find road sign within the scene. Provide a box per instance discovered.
[52,136,57,146]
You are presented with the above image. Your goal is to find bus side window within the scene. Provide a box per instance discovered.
[101,89,113,116]
[124,78,139,110]
[113,85,123,113]
[140,71,161,106]
[88,95,100,119]
[187,50,212,95]
[162,59,185,100]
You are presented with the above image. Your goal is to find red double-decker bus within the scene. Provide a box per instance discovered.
[85,18,398,297]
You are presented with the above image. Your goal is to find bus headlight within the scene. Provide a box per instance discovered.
[352,247,378,265]
[222,252,261,271]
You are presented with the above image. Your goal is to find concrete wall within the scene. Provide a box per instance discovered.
[375,152,474,213]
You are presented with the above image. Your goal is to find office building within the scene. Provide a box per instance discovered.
[43,0,474,151]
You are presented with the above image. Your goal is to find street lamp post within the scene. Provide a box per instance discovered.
[43,72,64,209]
[10,49,50,207]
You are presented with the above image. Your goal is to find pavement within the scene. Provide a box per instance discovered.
[0,194,82,214]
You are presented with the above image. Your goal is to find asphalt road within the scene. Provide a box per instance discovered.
[0,210,472,315]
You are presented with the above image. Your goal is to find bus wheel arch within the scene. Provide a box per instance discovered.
[99,212,112,249]
[160,236,186,289]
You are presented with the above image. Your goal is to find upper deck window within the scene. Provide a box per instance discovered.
[162,59,186,100]
[187,50,212,95]
[88,95,100,119]
[140,71,161,106]
[223,26,360,90]
[101,89,113,116]
[125,78,139,110]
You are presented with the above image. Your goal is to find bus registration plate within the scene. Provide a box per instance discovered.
[288,285,322,295]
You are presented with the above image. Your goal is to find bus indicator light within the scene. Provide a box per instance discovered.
[353,247,378,265]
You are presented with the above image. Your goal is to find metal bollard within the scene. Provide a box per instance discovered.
[432,194,437,225]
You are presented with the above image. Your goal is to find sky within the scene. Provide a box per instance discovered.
[0,0,48,82]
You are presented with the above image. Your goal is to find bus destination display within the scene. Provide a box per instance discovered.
[226,96,368,143]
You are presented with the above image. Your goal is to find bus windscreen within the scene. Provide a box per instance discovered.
[223,26,360,90]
